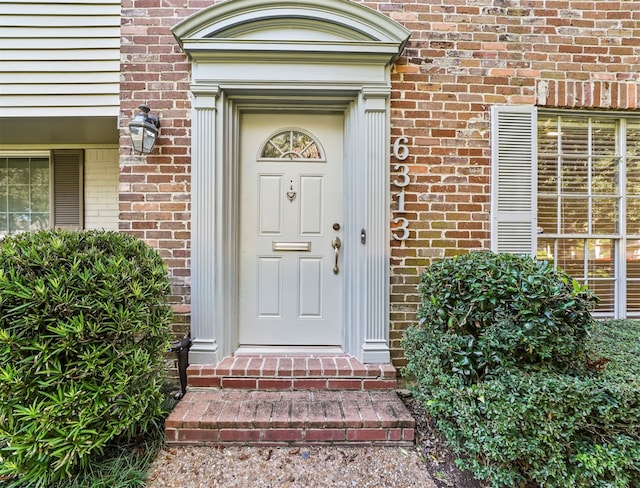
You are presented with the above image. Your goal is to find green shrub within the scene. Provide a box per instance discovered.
[416,252,598,382]
[0,230,172,487]
[404,252,639,487]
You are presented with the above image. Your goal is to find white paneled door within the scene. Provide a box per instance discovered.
[239,113,344,346]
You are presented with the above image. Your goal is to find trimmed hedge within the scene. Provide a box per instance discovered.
[0,230,172,487]
[404,252,639,487]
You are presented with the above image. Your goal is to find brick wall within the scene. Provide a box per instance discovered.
[383,0,640,366]
[119,0,640,366]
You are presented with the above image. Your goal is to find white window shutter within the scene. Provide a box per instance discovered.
[52,149,84,230]
[490,105,537,255]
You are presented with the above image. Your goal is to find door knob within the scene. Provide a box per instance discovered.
[331,236,341,275]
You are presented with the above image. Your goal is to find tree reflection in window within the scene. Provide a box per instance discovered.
[260,129,322,160]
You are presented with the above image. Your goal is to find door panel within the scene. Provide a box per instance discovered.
[239,113,343,346]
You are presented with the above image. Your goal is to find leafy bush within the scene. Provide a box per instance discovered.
[0,230,172,487]
[404,252,640,487]
[415,252,597,382]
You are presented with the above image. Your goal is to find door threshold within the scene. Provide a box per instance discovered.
[235,345,344,355]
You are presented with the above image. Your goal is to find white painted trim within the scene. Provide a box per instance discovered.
[175,0,408,365]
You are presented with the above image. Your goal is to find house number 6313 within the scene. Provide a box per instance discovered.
[392,137,410,241]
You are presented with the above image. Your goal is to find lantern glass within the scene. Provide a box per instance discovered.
[128,107,160,154]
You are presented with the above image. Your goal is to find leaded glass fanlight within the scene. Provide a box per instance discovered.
[259,129,323,160]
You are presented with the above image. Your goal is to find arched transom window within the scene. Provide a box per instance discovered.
[259,129,324,160]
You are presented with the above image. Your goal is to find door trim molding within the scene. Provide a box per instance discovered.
[174,0,409,364]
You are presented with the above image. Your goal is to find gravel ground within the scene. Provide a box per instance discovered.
[146,445,437,488]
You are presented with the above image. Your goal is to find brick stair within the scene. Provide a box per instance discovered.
[186,354,398,391]
[165,354,415,447]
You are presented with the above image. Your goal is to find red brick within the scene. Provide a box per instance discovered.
[177,428,219,443]
[257,379,293,390]
[327,379,362,390]
[293,379,328,390]
[262,429,304,441]
[305,429,346,441]
[363,379,398,390]
[347,429,387,441]
[219,429,261,442]
[222,378,257,389]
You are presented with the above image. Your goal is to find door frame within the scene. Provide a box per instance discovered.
[172,0,410,364]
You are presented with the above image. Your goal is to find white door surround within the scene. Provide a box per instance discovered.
[172,0,410,364]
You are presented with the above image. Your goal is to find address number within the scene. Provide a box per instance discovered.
[392,137,410,241]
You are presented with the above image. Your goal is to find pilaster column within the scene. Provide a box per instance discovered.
[361,86,391,364]
[189,84,220,364]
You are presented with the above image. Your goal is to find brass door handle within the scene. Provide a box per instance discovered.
[332,236,341,275]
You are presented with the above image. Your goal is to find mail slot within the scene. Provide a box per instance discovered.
[272,241,312,252]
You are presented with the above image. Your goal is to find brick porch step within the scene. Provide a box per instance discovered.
[187,354,398,391]
[166,389,415,447]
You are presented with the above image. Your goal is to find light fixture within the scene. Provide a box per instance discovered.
[128,104,161,154]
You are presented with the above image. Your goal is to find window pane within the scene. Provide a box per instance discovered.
[537,196,558,234]
[260,130,322,160]
[560,197,588,234]
[538,116,559,154]
[0,158,6,183]
[561,157,588,193]
[30,213,49,230]
[556,239,585,277]
[9,213,30,232]
[627,157,640,195]
[628,121,640,157]
[31,158,49,185]
[626,281,640,314]
[592,157,618,195]
[537,238,555,261]
[8,159,29,184]
[591,279,615,313]
[538,155,558,193]
[592,119,617,156]
[627,239,640,262]
[587,239,615,314]
[588,238,613,266]
[628,198,640,235]
[31,186,49,212]
[626,239,640,314]
[561,118,588,155]
[592,197,618,234]
[8,187,28,212]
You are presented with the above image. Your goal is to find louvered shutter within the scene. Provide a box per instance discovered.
[52,149,83,229]
[490,105,537,254]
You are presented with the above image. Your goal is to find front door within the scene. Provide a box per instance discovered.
[238,112,344,346]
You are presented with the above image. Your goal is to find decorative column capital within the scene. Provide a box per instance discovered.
[362,85,390,112]
[191,84,221,109]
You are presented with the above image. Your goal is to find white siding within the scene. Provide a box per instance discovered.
[0,0,120,117]
[84,148,118,230]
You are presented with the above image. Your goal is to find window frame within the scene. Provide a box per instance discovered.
[0,149,83,235]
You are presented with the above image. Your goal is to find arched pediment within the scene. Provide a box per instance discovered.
[172,0,410,64]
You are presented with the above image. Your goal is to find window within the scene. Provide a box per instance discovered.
[259,129,323,160]
[0,150,83,236]
[537,113,640,317]
[491,106,640,318]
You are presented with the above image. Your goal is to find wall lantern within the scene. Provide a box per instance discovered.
[128,104,161,154]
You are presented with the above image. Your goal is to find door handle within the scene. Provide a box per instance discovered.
[331,236,341,275]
